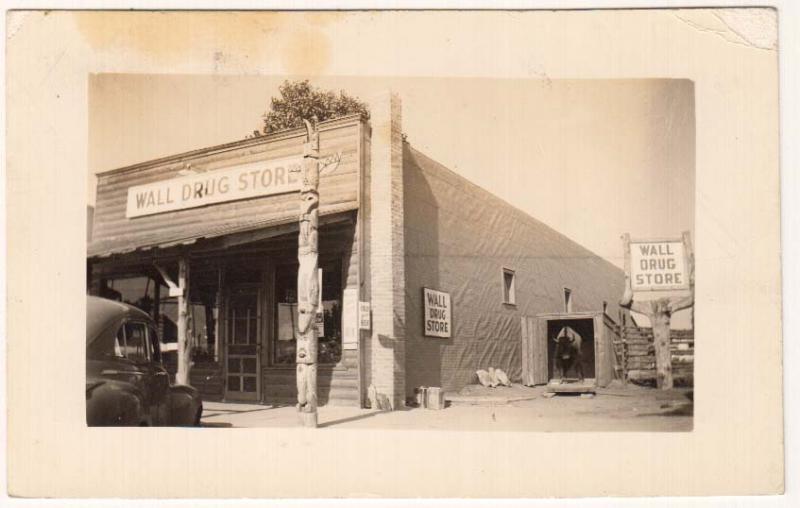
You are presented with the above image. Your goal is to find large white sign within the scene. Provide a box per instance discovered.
[423,288,451,338]
[630,240,689,291]
[125,156,304,218]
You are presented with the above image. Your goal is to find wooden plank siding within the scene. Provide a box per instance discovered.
[520,316,548,386]
[90,115,364,257]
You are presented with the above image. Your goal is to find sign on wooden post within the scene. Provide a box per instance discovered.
[620,232,694,390]
[629,239,690,291]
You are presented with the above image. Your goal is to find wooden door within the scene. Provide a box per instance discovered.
[224,286,262,401]
[594,314,612,387]
[521,316,548,386]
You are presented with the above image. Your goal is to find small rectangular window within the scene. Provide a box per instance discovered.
[564,288,572,313]
[502,268,516,305]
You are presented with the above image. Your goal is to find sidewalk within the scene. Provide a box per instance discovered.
[200,382,693,431]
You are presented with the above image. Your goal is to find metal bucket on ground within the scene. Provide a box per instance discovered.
[425,387,445,410]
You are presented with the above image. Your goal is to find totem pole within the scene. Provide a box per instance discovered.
[620,232,694,390]
[296,118,321,427]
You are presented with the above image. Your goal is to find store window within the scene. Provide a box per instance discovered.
[157,266,221,363]
[101,276,156,315]
[273,260,343,365]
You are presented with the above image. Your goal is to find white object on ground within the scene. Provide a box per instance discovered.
[488,367,499,387]
[476,369,493,387]
[495,368,511,387]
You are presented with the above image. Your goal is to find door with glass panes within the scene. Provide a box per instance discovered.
[224,286,262,401]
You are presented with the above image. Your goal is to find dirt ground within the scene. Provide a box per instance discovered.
[200,381,693,431]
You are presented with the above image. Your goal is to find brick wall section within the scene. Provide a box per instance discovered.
[368,92,406,408]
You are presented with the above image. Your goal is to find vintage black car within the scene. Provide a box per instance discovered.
[86,296,202,426]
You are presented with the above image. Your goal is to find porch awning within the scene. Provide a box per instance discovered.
[87,204,357,259]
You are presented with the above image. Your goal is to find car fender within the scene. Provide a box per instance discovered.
[168,384,202,426]
[86,379,149,426]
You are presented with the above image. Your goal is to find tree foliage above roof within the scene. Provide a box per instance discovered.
[255,80,370,136]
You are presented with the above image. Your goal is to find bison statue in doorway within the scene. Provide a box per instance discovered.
[553,327,584,384]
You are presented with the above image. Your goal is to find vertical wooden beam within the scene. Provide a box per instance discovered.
[176,257,192,386]
[216,264,225,364]
[520,316,530,386]
[651,298,673,389]
[683,230,695,330]
[153,277,161,328]
[620,233,633,306]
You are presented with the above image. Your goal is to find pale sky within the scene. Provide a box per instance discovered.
[89,75,695,272]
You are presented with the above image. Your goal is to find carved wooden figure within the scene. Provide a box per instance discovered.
[296,118,321,427]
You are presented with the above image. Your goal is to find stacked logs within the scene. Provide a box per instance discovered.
[613,327,694,386]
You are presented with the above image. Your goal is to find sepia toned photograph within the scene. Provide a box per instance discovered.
[86,75,695,431]
[6,7,787,500]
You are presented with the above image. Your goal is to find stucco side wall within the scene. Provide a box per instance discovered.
[403,145,625,395]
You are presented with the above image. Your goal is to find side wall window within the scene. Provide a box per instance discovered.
[502,268,516,305]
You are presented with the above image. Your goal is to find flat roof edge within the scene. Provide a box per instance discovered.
[96,113,365,178]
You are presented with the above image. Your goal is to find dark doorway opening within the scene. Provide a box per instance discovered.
[546,318,595,381]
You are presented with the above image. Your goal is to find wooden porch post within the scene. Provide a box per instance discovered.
[176,258,193,386]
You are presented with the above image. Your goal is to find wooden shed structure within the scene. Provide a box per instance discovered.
[521,311,621,388]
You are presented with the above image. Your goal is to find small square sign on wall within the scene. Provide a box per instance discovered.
[358,301,371,331]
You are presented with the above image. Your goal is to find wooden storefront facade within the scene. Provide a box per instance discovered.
[88,115,368,407]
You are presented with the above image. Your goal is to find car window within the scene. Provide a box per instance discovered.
[113,327,125,357]
[87,324,125,360]
[148,326,162,363]
[123,322,150,363]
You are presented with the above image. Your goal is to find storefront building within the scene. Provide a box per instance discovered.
[88,92,625,409]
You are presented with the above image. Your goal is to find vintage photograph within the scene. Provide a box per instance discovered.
[86,75,695,431]
[8,7,785,499]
